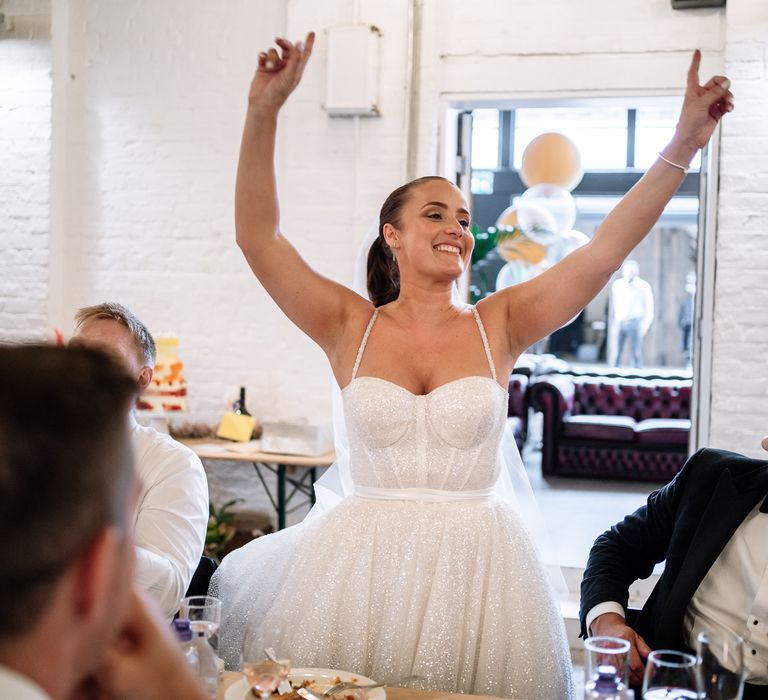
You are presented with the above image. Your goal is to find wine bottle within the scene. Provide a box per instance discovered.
[234,386,251,416]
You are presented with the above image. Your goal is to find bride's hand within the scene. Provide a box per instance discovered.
[248,32,315,115]
[674,49,734,152]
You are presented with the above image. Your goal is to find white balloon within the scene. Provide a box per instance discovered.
[560,229,590,254]
[513,202,559,246]
[520,183,577,234]
[495,260,542,290]
[543,230,591,267]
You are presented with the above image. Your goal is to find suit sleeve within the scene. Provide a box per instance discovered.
[578,449,705,637]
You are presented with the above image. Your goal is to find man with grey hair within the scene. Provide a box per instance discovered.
[70,302,209,618]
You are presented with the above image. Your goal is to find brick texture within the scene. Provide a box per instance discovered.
[1,0,764,469]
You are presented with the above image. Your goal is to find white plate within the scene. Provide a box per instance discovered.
[225,668,387,700]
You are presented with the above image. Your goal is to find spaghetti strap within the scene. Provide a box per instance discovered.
[351,308,380,379]
[470,306,497,382]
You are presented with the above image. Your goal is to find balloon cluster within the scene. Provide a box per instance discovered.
[494,132,590,291]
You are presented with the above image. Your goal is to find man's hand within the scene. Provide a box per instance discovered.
[590,612,651,687]
[84,591,209,700]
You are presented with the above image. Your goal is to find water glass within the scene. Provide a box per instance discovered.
[642,649,699,699]
[584,636,631,687]
[697,630,745,700]
[179,595,222,653]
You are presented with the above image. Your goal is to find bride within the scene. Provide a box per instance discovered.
[211,32,732,699]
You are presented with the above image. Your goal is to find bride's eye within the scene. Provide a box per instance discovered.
[460,219,470,228]
[427,212,442,220]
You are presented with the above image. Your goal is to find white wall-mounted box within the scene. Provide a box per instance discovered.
[324,24,381,117]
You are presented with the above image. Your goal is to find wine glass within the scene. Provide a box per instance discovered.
[584,636,631,688]
[642,650,700,699]
[241,627,290,699]
[696,630,745,700]
[179,595,222,654]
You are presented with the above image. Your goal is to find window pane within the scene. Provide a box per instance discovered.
[514,107,628,170]
[471,109,500,170]
[635,104,701,171]
[471,170,495,195]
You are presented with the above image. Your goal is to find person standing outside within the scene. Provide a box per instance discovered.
[611,260,654,367]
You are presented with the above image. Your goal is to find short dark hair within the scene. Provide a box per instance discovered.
[367,176,452,307]
[74,302,156,367]
[0,345,137,639]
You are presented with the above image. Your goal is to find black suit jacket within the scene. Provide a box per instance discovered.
[580,448,768,651]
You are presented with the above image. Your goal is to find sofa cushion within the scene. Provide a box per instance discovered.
[562,414,637,442]
[572,379,691,421]
[635,418,691,445]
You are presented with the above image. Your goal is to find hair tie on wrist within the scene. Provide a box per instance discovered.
[658,152,689,175]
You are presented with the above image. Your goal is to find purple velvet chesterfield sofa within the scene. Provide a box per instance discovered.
[529,372,691,482]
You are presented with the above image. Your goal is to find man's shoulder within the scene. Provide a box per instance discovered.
[130,424,203,474]
[0,664,51,700]
[681,447,768,483]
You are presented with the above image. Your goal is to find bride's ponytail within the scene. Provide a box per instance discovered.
[367,235,399,307]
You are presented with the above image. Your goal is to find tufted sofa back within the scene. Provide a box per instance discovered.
[571,379,691,422]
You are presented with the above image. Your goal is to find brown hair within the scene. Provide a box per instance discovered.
[0,346,137,639]
[367,176,453,307]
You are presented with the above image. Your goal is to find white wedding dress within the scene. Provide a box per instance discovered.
[211,307,574,699]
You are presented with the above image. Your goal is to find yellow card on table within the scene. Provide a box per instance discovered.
[216,412,256,442]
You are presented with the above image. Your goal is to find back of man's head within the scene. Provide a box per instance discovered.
[0,345,137,643]
[74,302,156,368]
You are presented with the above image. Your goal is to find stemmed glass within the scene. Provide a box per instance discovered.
[241,627,291,699]
[179,595,222,655]
[642,650,700,699]
[696,630,745,700]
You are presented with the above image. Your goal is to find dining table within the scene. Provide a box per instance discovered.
[216,671,508,700]
[181,438,335,530]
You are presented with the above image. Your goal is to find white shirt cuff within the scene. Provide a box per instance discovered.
[586,602,626,634]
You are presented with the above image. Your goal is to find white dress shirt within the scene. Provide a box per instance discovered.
[611,276,654,335]
[587,503,768,685]
[130,414,209,618]
[0,664,50,700]
[685,502,768,684]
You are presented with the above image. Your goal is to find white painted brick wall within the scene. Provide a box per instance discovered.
[0,0,51,342]
[2,0,765,475]
[710,0,768,457]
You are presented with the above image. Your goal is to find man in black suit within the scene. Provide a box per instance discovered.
[580,440,768,698]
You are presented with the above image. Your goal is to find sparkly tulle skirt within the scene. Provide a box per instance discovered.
[210,494,574,699]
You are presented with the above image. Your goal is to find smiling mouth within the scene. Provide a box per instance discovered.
[434,244,461,255]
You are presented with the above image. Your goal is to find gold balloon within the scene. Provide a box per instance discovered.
[497,234,547,265]
[520,132,583,191]
[495,205,520,230]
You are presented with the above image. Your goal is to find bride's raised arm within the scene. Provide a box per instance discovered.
[487,50,733,357]
[236,32,368,353]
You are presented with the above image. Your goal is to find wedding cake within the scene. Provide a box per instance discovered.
[138,334,187,411]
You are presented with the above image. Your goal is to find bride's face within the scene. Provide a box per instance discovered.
[383,180,474,283]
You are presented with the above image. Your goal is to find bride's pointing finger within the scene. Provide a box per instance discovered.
[296,31,316,72]
[686,48,702,91]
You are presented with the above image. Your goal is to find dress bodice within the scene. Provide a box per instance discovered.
[342,307,508,492]
[343,375,508,490]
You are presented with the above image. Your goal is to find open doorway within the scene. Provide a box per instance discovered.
[464,99,700,373]
[445,97,716,574]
